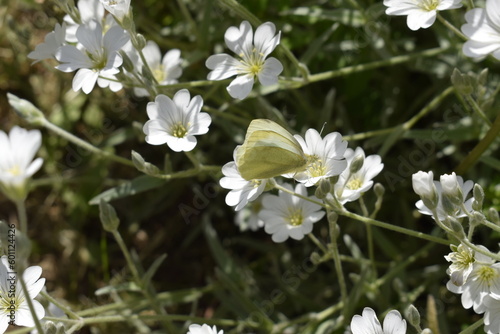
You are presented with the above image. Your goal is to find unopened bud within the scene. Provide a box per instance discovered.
[310,252,321,265]
[329,175,339,185]
[412,171,438,210]
[120,50,135,73]
[349,154,364,174]
[374,183,385,198]
[448,217,465,239]
[405,304,421,328]
[421,329,433,334]
[440,173,463,208]
[99,200,120,232]
[472,184,484,211]
[7,93,45,126]
[131,151,160,176]
[133,33,147,50]
[489,208,500,225]
[43,321,58,334]
[315,179,331,199]
[451,68,473,95]
[470,211,486,227]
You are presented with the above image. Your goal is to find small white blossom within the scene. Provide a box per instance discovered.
[285,129,347,187]
[56,20,129,94]
[484,295,500,334]
[384,0,462,31]
[334,147,383,204]
[28,23,66,63]
[64,0,105,43]
[100,0,131,20]
[235,199,265,231]
[0,256,46,333]
[412,171,437,202]
[127,40,183,97]
[0,126,43,202]
[415,174,474,221]
[220,149,267,211]
[143,90,211,152]
[444,244,492,287]
[206,21,283,100]
[462,0,500,60]
[259,183,325,243]
[350,307,407,334]
[447,261,500,314]
[187,324,223,334]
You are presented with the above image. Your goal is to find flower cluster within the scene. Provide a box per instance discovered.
[445,244,500,334]
[220,123,384,242]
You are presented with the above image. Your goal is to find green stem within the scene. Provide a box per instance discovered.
[455,110,500,174]
[15,200,28,236]
[460,237,500,261]
[111,230,177,333]
[458,318,484,334]
[153,165,221,180]
[40,291,80,320]
[41,118,135,168]
[327,212,348,319]
[340,210,450,245]
[19,275,44,334]
[402,86,455,130]
[305,47,449,84]
[437,14,467,41]
[308,233,328,254]
[464,95,492,126]
[359,197,377,276]
[272,183,326,207]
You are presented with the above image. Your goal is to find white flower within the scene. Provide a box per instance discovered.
[285,129,347,187]
[440,172,461,198]
[55,19,129,94]
[0,126,43,202]
[412,171,437,202]
[462,0,500,60]
[187,324,223,334]
[444,244,491,287]
[0,256,46,333]
[415,174,474,221]
[206,21,283,100]
[259,183,325,243]
[28,23,66,63]
[64,0,105,43]
[350,307,407,334]
[220,149,267,211]
[447,261,500,314]
[484,295,500,334]
[235,199,265,231]
[100,0,131,20]
[334,147,383,204]
[128,41,183,97]
[143,90,211,152]
[384,0,462,31]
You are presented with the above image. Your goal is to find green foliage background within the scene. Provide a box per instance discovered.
[0,0,499,333]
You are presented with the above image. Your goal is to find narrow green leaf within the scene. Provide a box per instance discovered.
[89,175,165,205]
[142,253,168,288]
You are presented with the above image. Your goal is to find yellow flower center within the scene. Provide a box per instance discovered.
[346,178,363,190]
[171,123,188,138]
[419,0,440,11]
[306,155,326,178]
[288,209,303,226]
[478,266,497,286]
[153,66,166,83]
[238,48,265,77]
[6,166,21,176]
[87,50,108,70]
[251,179,262,188]
[0,290,23,316]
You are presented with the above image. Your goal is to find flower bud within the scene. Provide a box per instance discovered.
[349,154,364,174]
[119,50,135,73]
[412,171,438,209]
[405,304,421,328]
[448,217,465,239]
[131,150,160,176]
[488,208,500,225]
[451,68,473,95]
[99,200,120,232]
[7,93,45,126]
[329,174,339,185]
[374,183,385,198]
[472,183,484,211]
[315,179,331,199]
[440,172,463,207]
